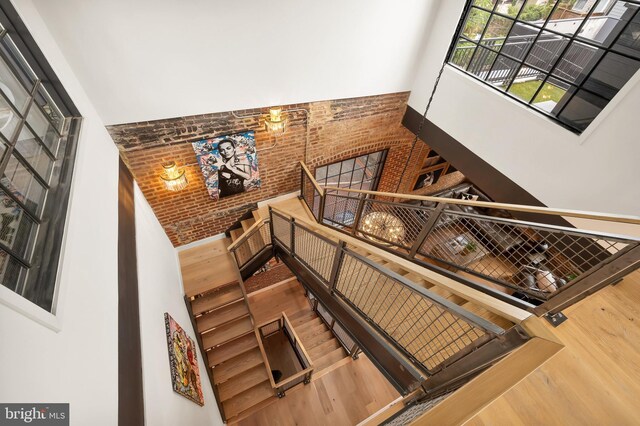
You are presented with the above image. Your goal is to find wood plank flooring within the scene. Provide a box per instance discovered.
[178,238,238,297]
[462,270,640,426]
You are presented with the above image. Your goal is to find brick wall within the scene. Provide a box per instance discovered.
[107,92,426,246]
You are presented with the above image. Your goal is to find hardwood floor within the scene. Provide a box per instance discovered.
[461,270,640,426]
[237,353,400,426]
[178,238,238,297]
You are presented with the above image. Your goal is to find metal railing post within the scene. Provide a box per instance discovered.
[328,240,347,293]
[409,203,446,258]
[317,189,325,224]
[290,217,296,257]
[268,207,276,256]
[349,343,360,360]
[351,194,367,235]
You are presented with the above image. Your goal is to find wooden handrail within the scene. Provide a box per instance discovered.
[322,185,640,225]
[274,366,314,389]
[271,205,531,324]
[226,218,268,251]
[254,328,278,390]
[282,312,314,369]
[300,161,325,197]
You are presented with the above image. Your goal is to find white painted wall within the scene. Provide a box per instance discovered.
[409,0,640,218]
[0,1,222,424]
[30,0,438,125]
[135,183,223,426]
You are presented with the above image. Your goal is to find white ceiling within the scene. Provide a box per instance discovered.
[31,0,441,125]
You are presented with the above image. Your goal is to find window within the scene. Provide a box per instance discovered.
[315,150,387,227]
[0,4,80,312]
[448,0,640,133]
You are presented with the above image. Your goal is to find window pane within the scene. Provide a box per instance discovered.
[545,0,589,35]
[577,1,639,47]
[0,189,38,262]
[0,35,37,92]
[532,77,573,111]
[558,89,608,130]
[519,0,558,25]
[34,86,65,133]
[497,0,525,18]
[451,38,478,69]
[582,52,640,99]
[2,154,46,217]
[315,166,327,182]
[327,163,341,179]
[14,126,53,181]
[0,92,21,141]
[468,47,498,78]
[463,7,491,40]
[342,158,355,172]
[27,105,60,154]
[525,32,570,71]
[612,10,640,59]
[481,16,514,50]
[490,55,521,88]
[552,41,604,83]
[0,54,30,114]
[473,0,496,9]
[0,250,26,292]
[502,22,541,60]
[508,75,544,101]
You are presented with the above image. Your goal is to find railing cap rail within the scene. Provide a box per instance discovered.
[322,186,640,226]
[300,161,325,196]
[227,218,270,251]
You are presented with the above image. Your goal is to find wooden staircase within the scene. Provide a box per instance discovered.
[190,280,275,422]
[288,310,349,374]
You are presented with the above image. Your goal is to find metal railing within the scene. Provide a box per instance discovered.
[299,162,640,316]
[228,218,272,271]
[307,291,362,359]
[257,312,314,397]
[271,208,520,376]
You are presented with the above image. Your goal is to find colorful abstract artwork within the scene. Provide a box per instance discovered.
[192,131,261,201]
[164,313,205,406]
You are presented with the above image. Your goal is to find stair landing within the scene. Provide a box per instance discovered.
[179,238,238,297]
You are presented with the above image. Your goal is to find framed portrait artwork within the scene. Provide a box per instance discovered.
[164,313,205,406]
[192,131,261,201]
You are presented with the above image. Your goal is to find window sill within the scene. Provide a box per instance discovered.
[0,285,61,332]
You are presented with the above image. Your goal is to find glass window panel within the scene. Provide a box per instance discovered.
[582,52,640,99]
[498,0,525,18]
[532,77,573,111]
[341,158,355,172]
[34,86,65,133]
[327,163,341,178]
[0,54,30,114]
[545,0,589,35]
[0,92,20,141]
[315,166,327,182]
[525,32,570,71]
[612,11,640,59]
[463,7,492,40]
[0,189,38,262]
[450,38,478,69]
[2,154,46,217]
[519,0,558,25]
[577,1,639,47]
[508,75,544,101]
[473,0,497,9]
[0,36,37,92]
[490,55,521,88]
[558,89,608,130]
[552,41,604,83]
[501,22,541,60]
[351,168,365,186]
[366,152,380,166]
[481,16,514,50]
[468,47,498,78]
[0,250,26,292]
[14,126,52,181]
[27,105,59,154]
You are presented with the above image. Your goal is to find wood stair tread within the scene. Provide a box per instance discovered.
[197,300,249,333]
[241,218,256,232]
[213,348,265,385]
[202,316,254,349]
[308,338,341,360]
[300,329,334,350]
[230,228,244,242]
[191,284,243,316]
[208,333,259,367]
[293,317,323,332]
[288,310,316,323]
[298,322,329,341]
[314,347,347,371]
[223,380,274,419]
[218,365,270,401]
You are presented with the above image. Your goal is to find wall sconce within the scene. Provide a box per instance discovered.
[160,161,188,191]
[264,107,287,135]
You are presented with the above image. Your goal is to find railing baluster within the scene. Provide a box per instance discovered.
[409,203,447,258]
[329,241,346,293]
[351,194,367,235]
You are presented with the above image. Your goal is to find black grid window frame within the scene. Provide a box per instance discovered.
[314,149,388,192]
[447,0,640,134]
[0,1,81,312]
